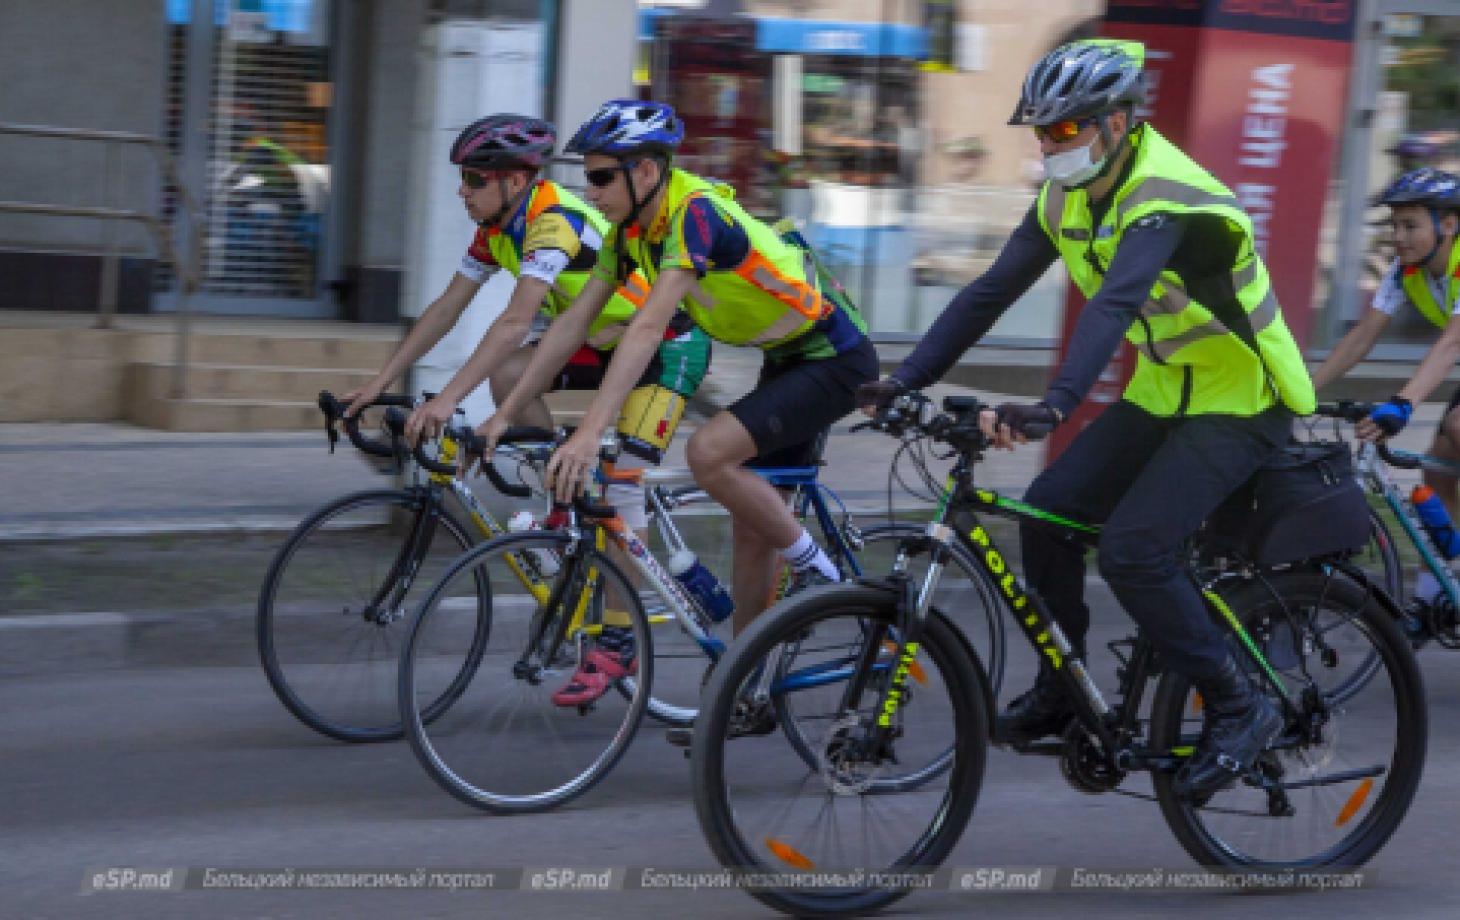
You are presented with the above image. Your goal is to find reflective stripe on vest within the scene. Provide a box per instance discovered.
[1035,124,1315,416]
[620,170,825,349]
[1400,237,1460,329]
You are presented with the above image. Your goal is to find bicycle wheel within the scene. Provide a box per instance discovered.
[691,583,988,916]
[771,524,1004,793]
[1323,509,1404,704]
[257,489,489,742]
[1149,569,1425,870]
[401,531,653,814]
[1360,504,1403,601]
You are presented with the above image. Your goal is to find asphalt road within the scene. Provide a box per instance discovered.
[6,579,1460,920]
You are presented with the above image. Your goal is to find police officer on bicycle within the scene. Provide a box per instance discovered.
[861,40,1316,798]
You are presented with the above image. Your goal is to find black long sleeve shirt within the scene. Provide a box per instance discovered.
[891,203,1195,418]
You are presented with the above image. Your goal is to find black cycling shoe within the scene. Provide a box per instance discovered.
[666,698,779,747]
[994,670,1074,746]
[1174,657,1284,800]
[783,566,839,599]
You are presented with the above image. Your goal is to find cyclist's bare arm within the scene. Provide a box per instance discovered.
[404,275,552,444]
[1310,307,1389,391]
[344,273,481,416]
[490,275,616,428]
[1396,311,1460,406]
[434,276,549,405]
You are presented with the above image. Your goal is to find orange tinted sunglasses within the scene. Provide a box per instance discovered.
[1033,117,1098,144]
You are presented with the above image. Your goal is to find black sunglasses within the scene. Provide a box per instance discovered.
[585,159,649,188]
[461,168,495,189]
[584,166,621,188]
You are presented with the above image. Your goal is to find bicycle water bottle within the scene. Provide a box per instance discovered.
[669,549,735,623]
[1411,485,1460,559]
[508,510,560,575]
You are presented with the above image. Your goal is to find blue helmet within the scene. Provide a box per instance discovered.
[564,100,683,158]
[1377,167,1460,210]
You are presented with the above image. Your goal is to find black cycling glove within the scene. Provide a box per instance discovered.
[857,378,907,412]
[994,401,1060,441]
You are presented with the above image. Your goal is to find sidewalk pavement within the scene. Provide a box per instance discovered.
[0,344,1031,542]
[2,336,1446,543]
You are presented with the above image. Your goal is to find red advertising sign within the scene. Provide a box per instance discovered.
[1045,0,1356,461]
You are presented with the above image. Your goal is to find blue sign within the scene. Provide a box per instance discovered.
[167,0,315,33]
[638,10,928,59]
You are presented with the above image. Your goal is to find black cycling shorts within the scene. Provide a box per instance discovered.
[728,337,879,468]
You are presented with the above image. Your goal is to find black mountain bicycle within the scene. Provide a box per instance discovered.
[690,392,1426,917]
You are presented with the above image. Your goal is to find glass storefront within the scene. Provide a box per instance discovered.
[160,0,333,305]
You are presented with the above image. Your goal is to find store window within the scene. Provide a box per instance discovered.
[800,58,919,187]
[160,0,333,301]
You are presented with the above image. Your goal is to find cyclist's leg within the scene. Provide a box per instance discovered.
[1097,408,1286,678]
[687,412,794,634]
[691,339,878,632]
[1093,406,1292,794]
[1000,400,1165,741]
[549,334,711,707]
[1020,401,1169,654]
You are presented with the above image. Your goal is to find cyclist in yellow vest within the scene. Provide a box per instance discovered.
[860,41,1314,799]
[481,101,877,717]
[342,114,708,458]
[1311,168,1460,605]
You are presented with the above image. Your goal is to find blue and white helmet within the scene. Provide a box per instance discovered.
[1378,167,1460,210]
[564,99,684,158]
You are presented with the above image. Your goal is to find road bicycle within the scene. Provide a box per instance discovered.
[690,392,1426,916]
[397,423,1004,814]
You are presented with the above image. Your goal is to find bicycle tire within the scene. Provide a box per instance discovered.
[691,582,989,916]
[400,531,654,814]
[1324,508,1403,704]
[1149,569,1425,871]
[257,488,489,742]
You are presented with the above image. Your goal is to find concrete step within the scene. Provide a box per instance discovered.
[125,396,322,432]
[124,382,596,432]
[181,332,399,369]
[124,362,378,403]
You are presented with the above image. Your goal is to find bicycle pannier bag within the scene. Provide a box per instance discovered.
[1205,440,1370,565]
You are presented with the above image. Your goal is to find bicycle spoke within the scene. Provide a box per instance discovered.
[402,533,651,812]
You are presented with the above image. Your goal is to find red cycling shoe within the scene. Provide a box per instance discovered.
[551,649,636,707]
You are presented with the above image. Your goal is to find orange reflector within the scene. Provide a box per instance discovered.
[765,838,815,871]
[1192,692,1203,714]
[883,641,928,685]
[1335,778,1374,827]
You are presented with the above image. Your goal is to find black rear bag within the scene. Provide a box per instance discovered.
[1205,440,1371,565]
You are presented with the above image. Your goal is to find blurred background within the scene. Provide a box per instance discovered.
[1,1,1458,433]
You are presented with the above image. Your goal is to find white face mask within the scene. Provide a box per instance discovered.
[1043,138,1107,188]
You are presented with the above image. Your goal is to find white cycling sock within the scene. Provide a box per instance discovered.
[1414,570,1443,605]
[780,528,840,581]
